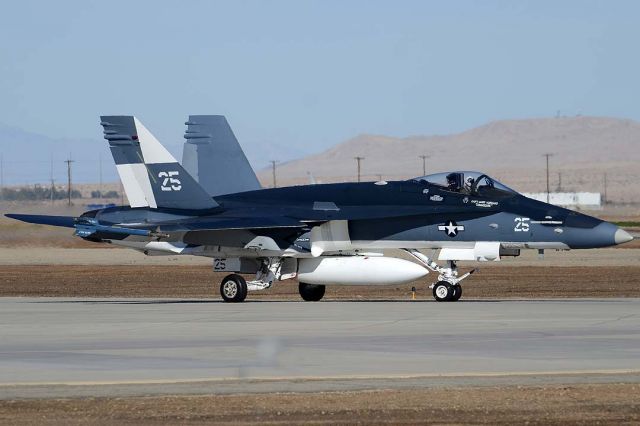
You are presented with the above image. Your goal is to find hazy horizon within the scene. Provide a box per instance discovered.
[1,1,639,184]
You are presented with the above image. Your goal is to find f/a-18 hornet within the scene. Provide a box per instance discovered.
[7,116,634,302]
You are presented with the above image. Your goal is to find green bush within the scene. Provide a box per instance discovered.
[1,185,82,201]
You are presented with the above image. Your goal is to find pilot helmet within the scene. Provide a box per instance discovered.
[446,172,463,188]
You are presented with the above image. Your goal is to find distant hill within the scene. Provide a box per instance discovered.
[0,123,116,185]
[258,117,640,203]
[3,116,639,203]
[0,122,303,186]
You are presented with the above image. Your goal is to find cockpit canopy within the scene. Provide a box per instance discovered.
[411,171,517,196]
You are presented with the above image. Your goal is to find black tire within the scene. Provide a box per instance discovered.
[432,281,454,302]
[220,274,247,303]
[451,284,462,301]
[299,282,325,301]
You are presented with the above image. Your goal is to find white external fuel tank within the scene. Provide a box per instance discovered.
[297,256,428,286]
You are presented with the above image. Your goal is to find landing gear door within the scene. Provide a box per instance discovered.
[281,258,298,280]
[213,258,259,273]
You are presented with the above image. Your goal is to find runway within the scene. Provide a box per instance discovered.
[1,298,639,398]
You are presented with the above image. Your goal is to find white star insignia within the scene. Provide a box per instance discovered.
[438,220,465,237]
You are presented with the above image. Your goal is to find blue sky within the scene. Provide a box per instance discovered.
[1,0,639,172]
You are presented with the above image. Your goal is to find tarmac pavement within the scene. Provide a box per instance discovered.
[0,298,638,398]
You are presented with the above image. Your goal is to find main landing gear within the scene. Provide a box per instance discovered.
[218,257,297,303]
[220,274,248,303]
[403,249,475,302]
[432,281,462,302]
[299,282,325,301]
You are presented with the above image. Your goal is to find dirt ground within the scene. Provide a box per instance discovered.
[1,383,638,425]
[1,264,639,299]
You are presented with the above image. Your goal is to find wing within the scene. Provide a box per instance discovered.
[153,216,309,232]
[146,216,313,249]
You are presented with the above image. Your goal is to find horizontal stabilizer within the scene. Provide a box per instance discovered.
[74,217,166,240]
[5,214,76,228]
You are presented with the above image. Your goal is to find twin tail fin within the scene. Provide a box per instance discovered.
[100,116,218,210]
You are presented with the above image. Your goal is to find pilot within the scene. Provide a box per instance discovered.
[446,173,462,192]
[465,177,475,193]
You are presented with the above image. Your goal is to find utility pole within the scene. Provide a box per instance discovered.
[557,172,562,192]
[354,156,364,182]
[543,153,553,203]
[99,153,103,198]
[50,177,55,205]
[0,154,4,202]
[50,155,55,205]
[603,173,608,205]
[418,155,429,176]
[64,155,75,206]
[270,160,277,188]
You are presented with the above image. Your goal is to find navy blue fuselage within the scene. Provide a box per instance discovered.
[81,178,623,251]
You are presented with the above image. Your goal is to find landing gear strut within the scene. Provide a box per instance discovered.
[217,257,297,303]
[403,249,474,302]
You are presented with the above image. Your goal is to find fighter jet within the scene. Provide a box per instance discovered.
[7,116,634,302]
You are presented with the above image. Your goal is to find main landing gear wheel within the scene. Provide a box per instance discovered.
[299,282,325,301]
[451,284,462,301]
[220,274,247,303]
[433,281,455,302]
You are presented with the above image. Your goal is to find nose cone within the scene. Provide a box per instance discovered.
[564,220,633,248]
[615,228,634,245]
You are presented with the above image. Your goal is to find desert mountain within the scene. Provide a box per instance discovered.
[258,117,640,202]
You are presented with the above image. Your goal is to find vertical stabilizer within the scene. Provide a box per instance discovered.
[182,115,261,196]
[101,116,156,208]
[101,116,218,211]
[133,117,218,210]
